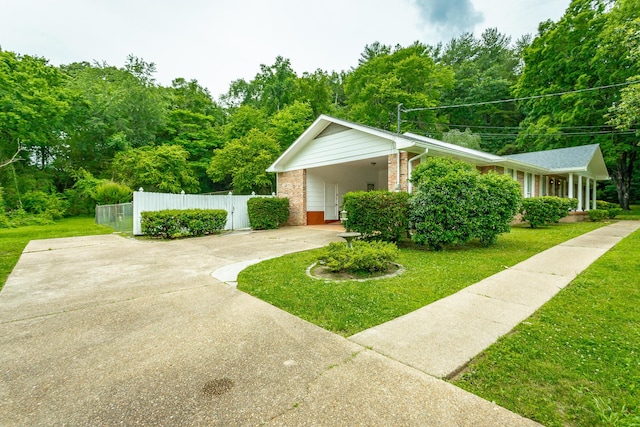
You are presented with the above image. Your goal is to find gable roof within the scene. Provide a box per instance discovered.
[503,144,609,180]
[267,115,429,172]
[267,115,610,180]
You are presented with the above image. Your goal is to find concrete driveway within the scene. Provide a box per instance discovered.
[0,228,538,426]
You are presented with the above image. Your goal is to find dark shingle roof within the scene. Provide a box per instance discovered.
[503,144,600,170]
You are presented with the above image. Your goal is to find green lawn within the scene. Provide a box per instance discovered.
[0,217,112,290]
[616,204,640,220]
[238,222,605,336]
[453,226,640,426]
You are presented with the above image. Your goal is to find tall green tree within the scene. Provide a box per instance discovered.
[438,29,527,153]
[0,50,69,169]
[0,50,70,207]
[158,78,225,192]
[112,145,199,193]
[515,0,640,208]
[61,56,166,175]
[221,56,298,115]
[207,129,280,194]
[268,101,314,150]
[295,69,335,116]
[604,6,640,208]
[344,42,454,132]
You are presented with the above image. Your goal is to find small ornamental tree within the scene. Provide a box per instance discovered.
[341,191,410,242]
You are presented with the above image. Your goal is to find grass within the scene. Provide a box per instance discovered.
[452,226,640,426]
[0,217,113,290]
[238,221,606,337]
[616,204,640,220]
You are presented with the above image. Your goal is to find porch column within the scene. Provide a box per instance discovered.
[585,178,591,211]
[539,175,544,197]
[568,173,574,199]
[577,175,583,211]
[546,176,550,196]
[592,180,597,210]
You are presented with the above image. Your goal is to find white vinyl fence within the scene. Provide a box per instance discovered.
[132,191,273,235]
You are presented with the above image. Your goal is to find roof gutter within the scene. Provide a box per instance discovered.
[408,150,429,193]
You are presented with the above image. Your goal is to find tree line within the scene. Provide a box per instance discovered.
[1,0,638,217]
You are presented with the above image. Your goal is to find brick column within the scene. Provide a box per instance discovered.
[387,152,409,192]
[277,170,306,226]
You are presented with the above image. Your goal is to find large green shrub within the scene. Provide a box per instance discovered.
[4,209,55,227]
[318,241,399,273]
[342,191,410,242]
[65,169,132,215]
[473,172,523,246]
[141,209,227,239]
[587,209,609,222]
[409,158,522,250]
[247,197,289,230]
[21,190,66,219]
[596,200,622,218]
[94,182,133,205]
[520,196,577,228]
[409,158,478,250]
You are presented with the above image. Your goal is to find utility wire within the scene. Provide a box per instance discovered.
[475,130,637,137]
[428,122,639,131]
[401,80,640,112]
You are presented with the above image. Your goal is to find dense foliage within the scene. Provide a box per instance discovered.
[341,191,410,242]
[318,241,399,273]
[410,157,522,250]
[140,209,227,239]
[247,197,290,230]
[519,197,578,228]
[1,0,638,223]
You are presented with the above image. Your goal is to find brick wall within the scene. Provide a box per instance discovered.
[277,170,306,226]
[387,152,409,192]
[478,166,504,174]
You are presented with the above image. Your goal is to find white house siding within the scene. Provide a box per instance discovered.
[280,129,394,170]
[306,171,325,212]
[306,164,386,222]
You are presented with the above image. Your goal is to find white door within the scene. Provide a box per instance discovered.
[324,183,338,220]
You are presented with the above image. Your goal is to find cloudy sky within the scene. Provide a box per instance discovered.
[1,0,570,99]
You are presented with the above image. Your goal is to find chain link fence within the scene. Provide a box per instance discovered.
[95,203,133,233]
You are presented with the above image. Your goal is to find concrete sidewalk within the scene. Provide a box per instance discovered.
[350,220,640,379]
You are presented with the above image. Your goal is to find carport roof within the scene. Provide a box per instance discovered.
[267,115,429,172]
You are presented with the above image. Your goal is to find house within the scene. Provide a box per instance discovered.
[266,115,610,226]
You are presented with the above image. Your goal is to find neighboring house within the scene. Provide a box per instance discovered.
[267,115,609,226]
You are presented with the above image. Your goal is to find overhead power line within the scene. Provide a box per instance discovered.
[432,123,619,131]
[400,80,640,113]
[475,130,637,137]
